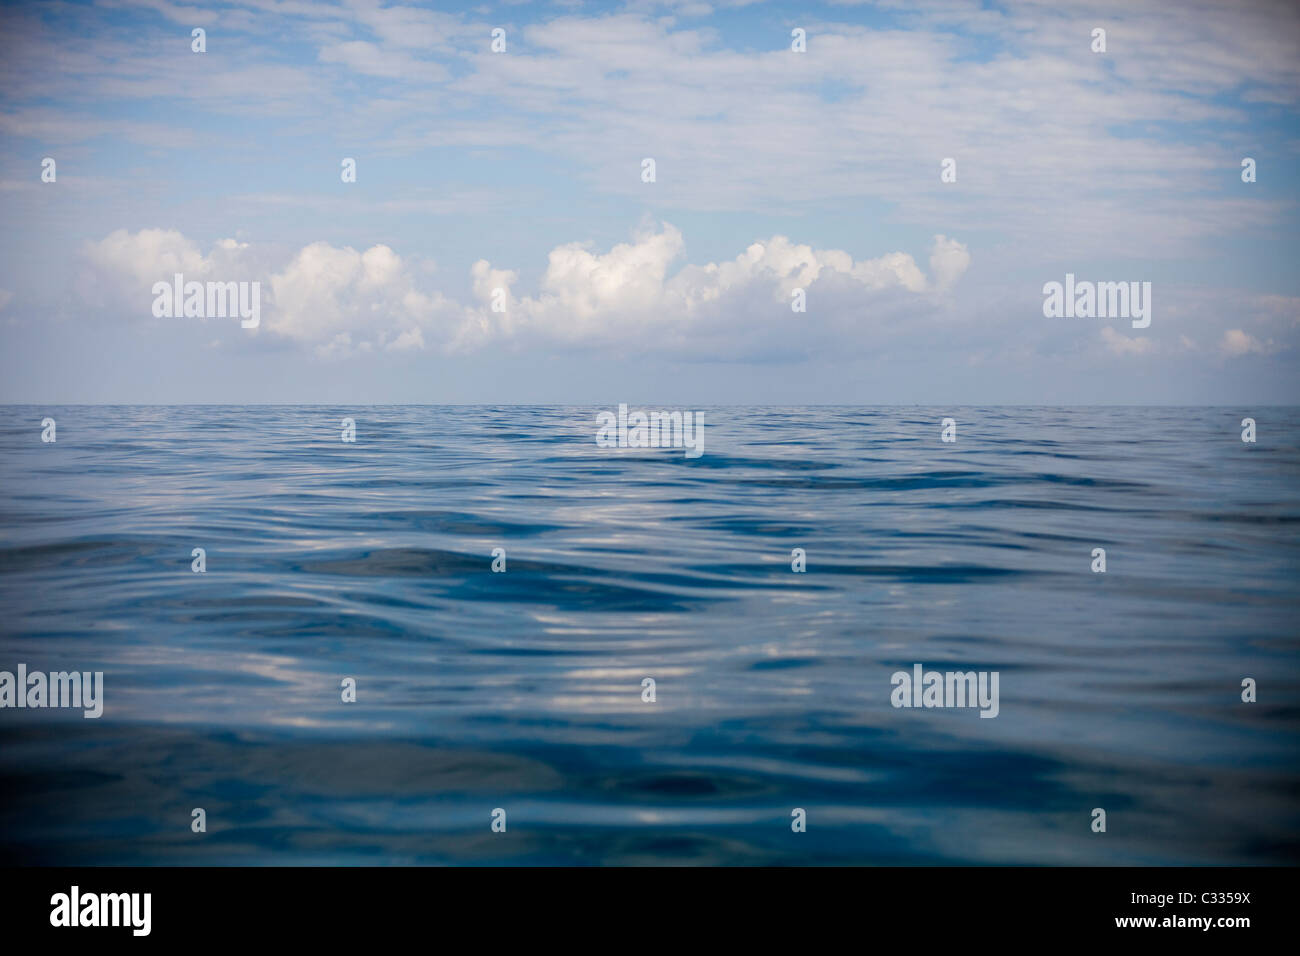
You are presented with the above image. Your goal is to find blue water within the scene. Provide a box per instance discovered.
[1,406,1297,865]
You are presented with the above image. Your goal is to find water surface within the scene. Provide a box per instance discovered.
[1,406,1297,865]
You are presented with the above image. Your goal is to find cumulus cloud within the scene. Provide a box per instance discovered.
[1101,326,1156,356]
[453,226,967,354]
[928,236,971,293]
[79,224,968,359]
[83,228,208,289]
[269,242,450,355]
[79,228,260,310]
[1220,328,1272,356]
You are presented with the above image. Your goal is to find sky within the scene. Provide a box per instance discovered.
[0,0,1298,404]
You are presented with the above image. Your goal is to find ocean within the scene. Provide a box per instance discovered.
[1,405,1297,865]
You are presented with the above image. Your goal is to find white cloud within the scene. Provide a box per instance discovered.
[268,241,463,356]
[1100,326,1155,356]
[83,228,208,289]
[928,235,971,292]
[318,41,450,80]
[79,223,968,358]
[458,225,965,352]
[4,0,1296,261]
[1220,328,1271,356]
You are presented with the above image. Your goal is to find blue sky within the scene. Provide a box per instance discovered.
[1,0,1298,403]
